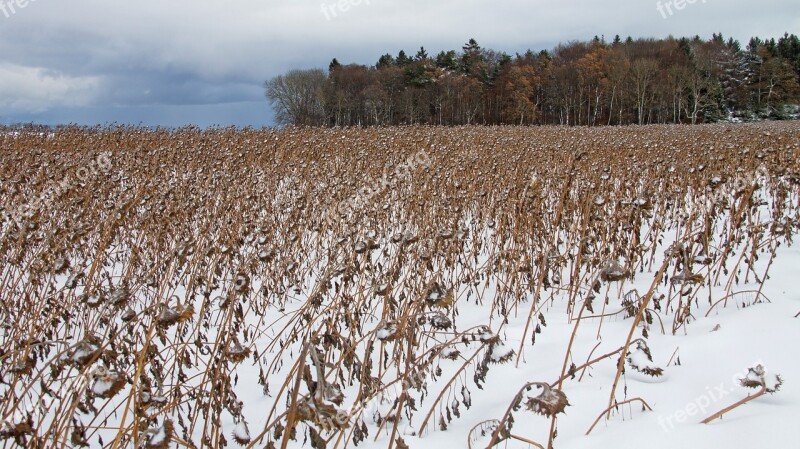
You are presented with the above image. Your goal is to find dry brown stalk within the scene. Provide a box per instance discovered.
[585,397,653,435]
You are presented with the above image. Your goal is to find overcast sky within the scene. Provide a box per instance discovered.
[0,0,796,127]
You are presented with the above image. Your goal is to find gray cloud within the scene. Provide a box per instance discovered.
[0,0,797,126]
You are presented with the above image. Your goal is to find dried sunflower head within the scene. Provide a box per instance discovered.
[53,256,70,275]
[69,338,101,367]
[626,341,664,377]
[428,313,452,330]
[157,303,194,328]
[226,341,250,363]
[89,365,126,399]
[233,273,250,293]
[109,286,130,307]
[232,420,251,445]
[740,364,783,393]
[82,292,105,309]
[139,419,173,449]
[670,269,704,285]
[376,321,401,341]
[440,347,460,361]
[525,383,569,417]
[487,341,515,364]
[424,282,453,308]
[600,259,628,282]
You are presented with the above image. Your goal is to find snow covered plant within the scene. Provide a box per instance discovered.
[138,419,173,449]
[424,281,454,308]
[231,419,251,445]
[88,364,126,399]
[626,340,664,377]
[739,364,783,392]
[701,364,783,424]
[288,344,350,443]
[599,259,629,283]
[477,326,516,365]
[484,381,570,448]
[524,383,570,417]
[0,410,34,447]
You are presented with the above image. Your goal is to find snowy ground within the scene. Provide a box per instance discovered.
[220,223,800,449]
[410,246,800,449]
[324,249,800,449]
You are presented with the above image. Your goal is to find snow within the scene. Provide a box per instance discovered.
[148,425,167,445]
[376,322,398,340]
[232,421,251,443]
[91,378,115,396]
[85,293,103,306]
[440,347,460,360]
[741,365,783,392]
[70,342,97,363]
[488,341,514,363]
[626,342,664,377]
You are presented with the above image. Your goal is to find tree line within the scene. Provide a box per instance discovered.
[265,33,800,126]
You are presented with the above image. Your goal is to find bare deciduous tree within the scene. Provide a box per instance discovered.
[265,69,327,126]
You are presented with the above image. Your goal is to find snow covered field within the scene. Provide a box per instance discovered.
[0,123,798,448]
